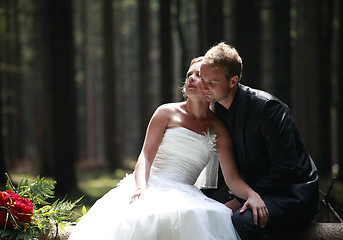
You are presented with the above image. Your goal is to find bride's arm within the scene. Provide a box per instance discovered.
[215,124,269,228]
[130,105,170,203]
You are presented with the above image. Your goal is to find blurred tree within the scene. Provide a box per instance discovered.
[338,0,343,181]
[79,0,105,168]
[102,0,121,169]
[178,1,200,75]
[160,0,173,104]
[196,0,205,54]
[292,0,332,177]
[197,0,224,53]
[74,0,88,164]
[273,0,291,106]
[259,0,273,93]
[0,53,6,184]
[175,0,187,78]
[138,0,152,143]
[234,0,261,89]
[0,0,7,183]
[113,0,125,167]
[34,0,53,176]
[43,1,78,195]
[315,0,333,177]
[205,0,224,47]
[2,0,24,169]
[291,0,318,170]
[20,1,38,170]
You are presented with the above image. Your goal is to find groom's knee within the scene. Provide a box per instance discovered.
[232,209,265,239]
[232,209,254,231]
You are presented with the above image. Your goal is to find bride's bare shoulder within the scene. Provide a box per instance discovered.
[152,102,184,118]
[156,102,184,112]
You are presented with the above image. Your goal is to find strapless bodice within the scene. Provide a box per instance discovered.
[150,127,217,185]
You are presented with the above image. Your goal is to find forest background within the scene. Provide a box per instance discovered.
[1,0,343,216]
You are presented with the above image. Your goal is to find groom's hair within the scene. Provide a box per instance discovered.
[203,42,243,82]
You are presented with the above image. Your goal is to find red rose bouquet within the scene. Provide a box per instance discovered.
[0,191,33,231]
[0,174,84,240]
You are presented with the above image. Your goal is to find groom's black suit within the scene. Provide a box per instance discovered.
[213,84,319,239]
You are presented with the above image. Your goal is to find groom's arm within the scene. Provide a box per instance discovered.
[253,100,298,190]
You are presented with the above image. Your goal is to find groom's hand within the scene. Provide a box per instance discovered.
[240,193,269,228]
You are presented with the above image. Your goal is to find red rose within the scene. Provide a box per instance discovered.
[0,191,33,229]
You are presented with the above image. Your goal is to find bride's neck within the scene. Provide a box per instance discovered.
[185,99,209,119]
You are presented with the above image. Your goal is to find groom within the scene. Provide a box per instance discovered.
[200,42,319,239]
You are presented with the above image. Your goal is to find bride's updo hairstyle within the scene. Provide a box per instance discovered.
[203,42,243,82]
[190,56,204,66]
[181,56,204,98]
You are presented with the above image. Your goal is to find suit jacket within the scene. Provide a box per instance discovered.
[215,84,319,214]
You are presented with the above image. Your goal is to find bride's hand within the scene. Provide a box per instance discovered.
[240,192,269,228]
[129,187,146,204]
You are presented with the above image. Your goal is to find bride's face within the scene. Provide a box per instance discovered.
[185,61,204,98]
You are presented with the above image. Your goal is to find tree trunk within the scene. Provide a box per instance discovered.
[138,0,151,143]
[291,0,332,177]
[316,0,333,177]
[0,44,6,184]
[197,0,224,53]
[259,0,273,93]
[45,1,77,195]
[175,0,188,80]
[102,0,120,169]
[34,0,54,176]
[113,0,125,169]
[160,0,173,103]
[2,0,23,169]
[83,1,97,167]
[234,0,261,89]
[205,0,224,47]
[0,0,8,180]
[273,0,291,105]
[75,0,87,163]
[337,0,343,181]
[196,0,206,54]
[291,0,319,169]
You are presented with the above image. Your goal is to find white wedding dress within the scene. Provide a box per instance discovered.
[68,127,240,240]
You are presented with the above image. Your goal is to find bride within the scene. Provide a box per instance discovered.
[68,57,268,240]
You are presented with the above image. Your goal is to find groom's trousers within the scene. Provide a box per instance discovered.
[232,195,315,240]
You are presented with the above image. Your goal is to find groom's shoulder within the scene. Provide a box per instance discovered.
[239,84,286,109]
[239,84,290,116]
[240,84,275,102]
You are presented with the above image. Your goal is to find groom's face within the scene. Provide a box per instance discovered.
[200,64,231,104]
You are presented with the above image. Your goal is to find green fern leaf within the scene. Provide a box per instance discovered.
[5,173,16,192]
[82,205,87,215]
[15,176,56,207]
